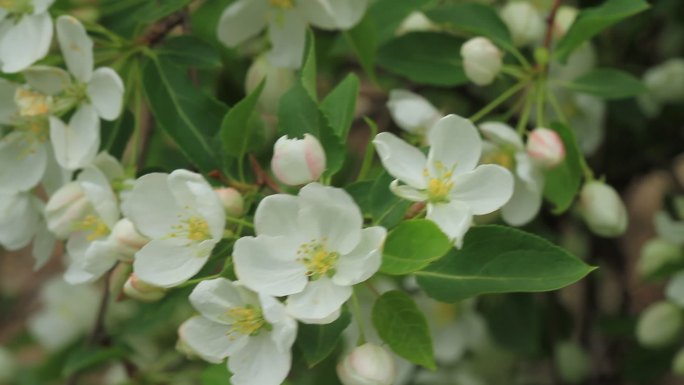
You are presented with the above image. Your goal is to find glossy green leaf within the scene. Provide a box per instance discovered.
[554,0,650,62]
[543,122,583,214]
[156,36,222,69]
[564,68,646,99]
[369,0,436,44]
[370,172,412,228]
[142,57,226,173]
[301,30,318,101]
[372,291,435,369]
[345,13,378,81]
[220,80,265,159]
[320,74,359,139]
[62,346,128,377]
[100,108,133,158]
[297,309,351,367]
[381,220,452,275]
[377,32,467,86]
[416,225,595,302]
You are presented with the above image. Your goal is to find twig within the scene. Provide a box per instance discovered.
[249,154,282,193]
[136,10,187,47]
[543,0,563,51]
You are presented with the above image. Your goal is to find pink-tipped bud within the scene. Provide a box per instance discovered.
[526,128,566,168]
[214,187,244,218]
[337,343,397,385]
[271,134,326,186]
[123,274,166,302]
[460,37,502,86]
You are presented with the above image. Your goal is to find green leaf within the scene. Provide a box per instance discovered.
[142,56,227,173]
[320,74,359,139]
[372,291,435,369]
[370,172,412,228]
[554,0,650,62]
[201,364,232,385]
[415,225,595,302]
[377,32,467,87]
[381,220,452,275]
[62,346,128,377]
[345,180,374,216]
[156,36,222,69]
[100,108,134,158]
[344,13,377,82]
[297,309,351,367]
[369,0,436,44]
[278,82,345,177]
[543,122,583,214]
[301,30,318,101]
[564,68,646,99]
[220,80,265,159]
[424,3,514,51]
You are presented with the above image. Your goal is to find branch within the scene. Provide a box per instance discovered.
[543,0,563,51]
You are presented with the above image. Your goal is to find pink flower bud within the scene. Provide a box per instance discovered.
[337,343,396,385]
[214,187,244,218]
[271,134,326,186]
[460,37,502,86]
[526,128,565,168]
[123,274,166,302]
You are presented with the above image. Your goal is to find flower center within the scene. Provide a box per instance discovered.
[15,88,51,118]
[169,216,212,242]
[0,0,33,15]
[424,161,455,203]
[297,239,339,281]
[481,150,516,171]
[74,214,110,241]
[269,0,294,9]
[224,305,271,337]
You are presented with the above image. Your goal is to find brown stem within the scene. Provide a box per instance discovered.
[249,154,282,193]
[136,9,187,47]
[543,0,563,51]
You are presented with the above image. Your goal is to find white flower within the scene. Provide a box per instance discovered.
[271,134,326,186]
[123,274,166,302]
[122,169,226,288]
[233,183,385,324]
[37,15,124,170]
[27,277,99,351]
[373,114,514,247]
[479,122,543,226]
[526,127,565,168]
[387,89,442,136]
[217,0,368,68]
[499,1,545,47]
[578,181,628,238]
[460,37,502,86]
[179,278,297,385]
[552,6,578,39]
[337,343,397,385]
[0,0,54,73]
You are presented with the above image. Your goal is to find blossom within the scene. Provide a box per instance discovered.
[233,183,385,323]
[217,0,368,68]
[526,127,565,168]
[0,0,54,73]
[578,181,628,237]
[271,134,326,186]
[373,114,514,246]
[122,170,225,288]
[337,343,397,385]
[386,89,442,137]
[499,1,545,47]
[460,37,502,86]
[479,122,544,226]
[179,278,297,385]
[34,15,124,170]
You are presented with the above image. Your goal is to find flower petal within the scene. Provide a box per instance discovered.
[254,193,301,238]
[389,179,428,202]
[479,121,523,150]
[189,278,245,324]
[297,183,362,254]
[32,219,55,270]
[228,334,292,385]
[217,0,268,47]
[373,132,427,189]
[0,79,17,124]
[49,105,100,170]
[286,277,352,324]
[427,114,482,176]
[23,66,71,95]
[0,131,47,192]
[78,166,119,227]
[233,235,308,297]
[0,14,52,73]
[450,164,514,215]
[502,174,543,226]
[300,0,368,29]
[427,201,472,248]
[56,15,93,82]
[133,238,214,288]
[386,89,442,135]
[87,67,124,121]
[260,294,297,352]
[81,238,119,280]
[0,191,38,250]
[121,173,181,239]
[266,9,307,68]
[179,316,245,363]
[333,226,386,286]
[168,169,225,240]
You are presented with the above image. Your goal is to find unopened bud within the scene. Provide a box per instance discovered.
[271,134,326,186]
[395,11,439,35]
[526,128,565,168]
[643,59,684,104]
[214,187,244,218]
[337,343,396,385]
[124,274,166,302]
[636,301,683,349]
[554,341,590,384]
[500,2,545,47]
[245,55,295,115]
[460,37,502,86]
[579,181,628,238]
[387,89,442,135]
[45,181,89,239]
[110,219,149,262]
[637,238,684,281]
[553,6,578,39]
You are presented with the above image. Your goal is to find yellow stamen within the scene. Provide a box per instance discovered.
[297,238,339,281]
[168,216,212,242]
[74,214,110,241]
[269,0,294,9]
[481,150,516,171]
[224,305,269,337]
[15,88,51,118]
[424,162,456,203]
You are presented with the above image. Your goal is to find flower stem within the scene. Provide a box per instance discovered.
[517,89,534,136]
[535,77,547,127]
[469,79,529,123]
[225,216,255,229]
[350,289,366,346]
[356,117,378,182]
